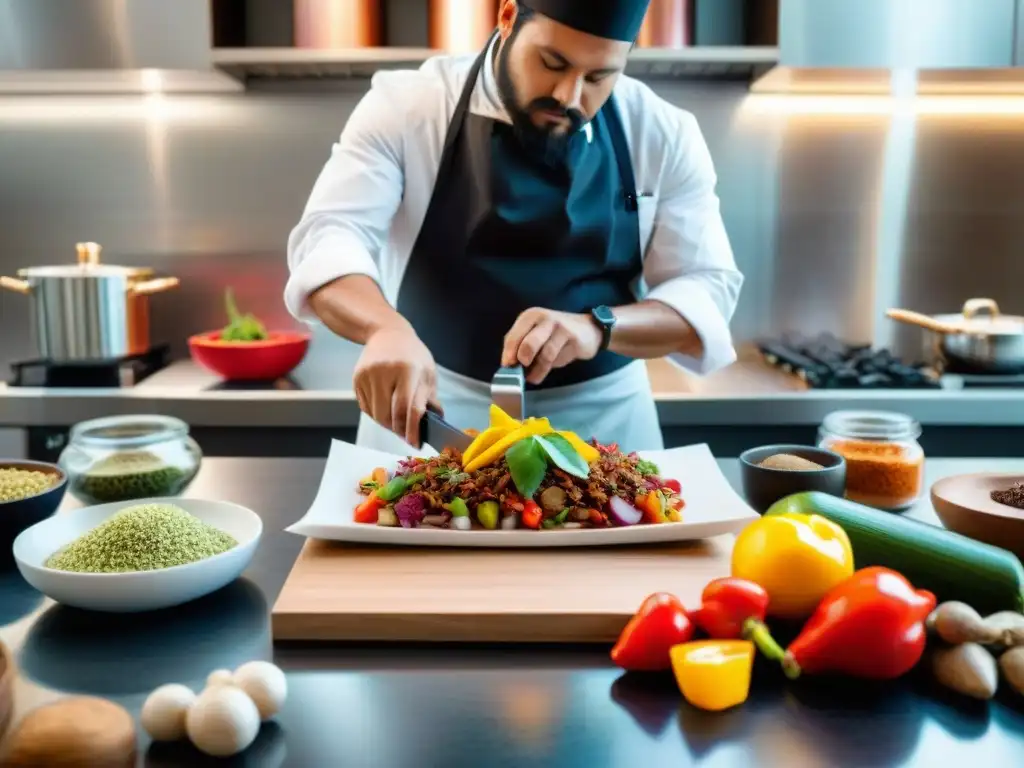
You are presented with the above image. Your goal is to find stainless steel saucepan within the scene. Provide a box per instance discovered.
[1,242,179,362]
[887,298,1024,374]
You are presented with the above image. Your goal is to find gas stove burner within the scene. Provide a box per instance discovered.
[8,345,170,388]
[757,334,940,389]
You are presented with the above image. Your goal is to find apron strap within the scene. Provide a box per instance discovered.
[436,32,495,174]
[601,95,639,213]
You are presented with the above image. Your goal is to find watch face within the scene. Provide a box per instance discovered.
[593,306,615,326]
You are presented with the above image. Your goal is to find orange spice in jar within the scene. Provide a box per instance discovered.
[818,411,925,511]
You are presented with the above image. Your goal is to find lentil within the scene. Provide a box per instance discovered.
[0,468,58,502]
[827,439,924,510]
[991,482,1024,510]
[46,502,236,573]
[72,451,188,504]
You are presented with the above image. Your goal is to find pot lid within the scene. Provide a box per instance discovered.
[933,299,1024,335]
[16,242,152,279]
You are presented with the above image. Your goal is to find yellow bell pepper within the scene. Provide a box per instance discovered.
[489,404,521,431]
[731,512,854,620]
[557,431,600,464]
[670,640,754,712]
[463,418,553,472]
[462,405,523,465]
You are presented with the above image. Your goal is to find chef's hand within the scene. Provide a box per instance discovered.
[502,308,602,385]
[353,319,440,446]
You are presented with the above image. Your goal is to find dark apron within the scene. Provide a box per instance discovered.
[396,35,643,390]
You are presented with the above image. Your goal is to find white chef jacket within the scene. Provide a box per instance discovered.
[285,41,743,377]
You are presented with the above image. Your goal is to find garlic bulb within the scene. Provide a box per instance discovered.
[185,685,260,757]
[233,661,287,720]
[206,669,235,688]
[141,683,197,741]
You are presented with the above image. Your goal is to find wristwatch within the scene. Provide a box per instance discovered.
[590,305,617,352]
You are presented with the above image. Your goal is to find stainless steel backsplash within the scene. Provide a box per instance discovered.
[2,82,1024,387]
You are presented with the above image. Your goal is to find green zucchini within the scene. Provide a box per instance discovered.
[766,491,1024,615]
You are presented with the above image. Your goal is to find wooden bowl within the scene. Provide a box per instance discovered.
[0,640,13,740]
[931,473,1024,559]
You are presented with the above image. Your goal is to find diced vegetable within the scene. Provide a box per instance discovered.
[670,641,754,712]
[767,492,1024,614]
[662,478,682,493]
[635,458,659,477]
[377,507,398,527]
[539,486,567,513]
[451,516,471,531]
[394,493,427,528]
[477,500,499,530]
[355,493,385,524]
[607,496,642,526]
[521,501,543,530]
[636,492,667,524]
[444,498,470,517]
[378,472,425,502]
[501,515,518,530]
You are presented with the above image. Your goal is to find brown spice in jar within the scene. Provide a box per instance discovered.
[991,482,1024,510]
[828,439,924,509]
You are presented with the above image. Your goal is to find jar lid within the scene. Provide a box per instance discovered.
[70,415,189,449]
[822,410,922,441]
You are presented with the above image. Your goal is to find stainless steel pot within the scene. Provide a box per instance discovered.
[0,242,179,362]
[887,298,1024,374]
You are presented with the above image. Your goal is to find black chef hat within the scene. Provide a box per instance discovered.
[526,0,651,42]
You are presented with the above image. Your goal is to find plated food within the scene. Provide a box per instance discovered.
[354,406,685,532]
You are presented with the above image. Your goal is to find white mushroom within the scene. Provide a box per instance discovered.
[233,660,288,721]
[141,683,197,742]
[185,685,260,757]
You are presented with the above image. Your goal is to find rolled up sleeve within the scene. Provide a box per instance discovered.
[284,75,406,322]
[641,112,743,375]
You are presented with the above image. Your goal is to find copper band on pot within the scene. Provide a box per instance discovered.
[293,0,384,48]
[636,0,693,48]
[429,0,499,53]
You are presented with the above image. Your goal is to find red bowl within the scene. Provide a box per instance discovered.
[188,330,311,381]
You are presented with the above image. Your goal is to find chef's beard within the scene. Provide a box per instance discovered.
[495,33,587,167]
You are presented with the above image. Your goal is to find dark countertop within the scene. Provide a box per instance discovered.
[2,456,1024,767]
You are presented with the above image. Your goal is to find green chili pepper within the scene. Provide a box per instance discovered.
[477,500,499,530]
[377,472,426,502]
[444,498,470,517]
[543,508,572,529]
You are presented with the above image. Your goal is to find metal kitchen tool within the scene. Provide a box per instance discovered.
[887,298,1024,374]
[0,242,179,363]
[420,406,475,453]
[491,365,526,421]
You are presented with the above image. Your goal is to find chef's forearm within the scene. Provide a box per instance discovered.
[308,275,412,345]
[606,301,704,360]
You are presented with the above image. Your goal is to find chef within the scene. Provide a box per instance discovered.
[285,0,743,454]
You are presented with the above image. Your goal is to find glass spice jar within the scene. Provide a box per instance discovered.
[818,410,925,512]
[59,415,202,505]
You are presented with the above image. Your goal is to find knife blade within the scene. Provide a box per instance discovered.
[419,407,475,453]
[491,365,526,421]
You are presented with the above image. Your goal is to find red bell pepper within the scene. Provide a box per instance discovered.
[781,566,936,680]
[662,478,682,494]
[354,492,386,524]
[611,592,695,671]
[690,577,770,640]
[521,500,543,529]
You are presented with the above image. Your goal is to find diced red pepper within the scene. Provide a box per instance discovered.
[588,509,608,527]
[662,478,681,493]
[636,492,667,524]
[522,500,543,529]
[354,492,386,524]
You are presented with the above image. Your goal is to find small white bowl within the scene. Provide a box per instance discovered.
[12,497,262,613]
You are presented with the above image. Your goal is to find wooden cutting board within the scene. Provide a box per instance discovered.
[272,536,734,643]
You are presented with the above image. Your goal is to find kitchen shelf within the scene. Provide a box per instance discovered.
[211,46,779,84]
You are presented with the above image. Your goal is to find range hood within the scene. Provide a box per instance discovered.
[0,0,241,94]
[752,0,1024,95]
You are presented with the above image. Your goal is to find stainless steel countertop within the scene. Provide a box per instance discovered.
[3,358,1024,428]
[2,456,1022,766]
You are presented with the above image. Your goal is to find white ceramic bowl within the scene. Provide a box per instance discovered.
[12,497,262,613]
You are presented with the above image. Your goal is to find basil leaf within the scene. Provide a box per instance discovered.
[505,437,548,499]
[536,434,589,479]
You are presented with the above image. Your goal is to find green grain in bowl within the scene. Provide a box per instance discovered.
[0,467,59,503]
[72,451,189,504]
[46,502,237,573]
